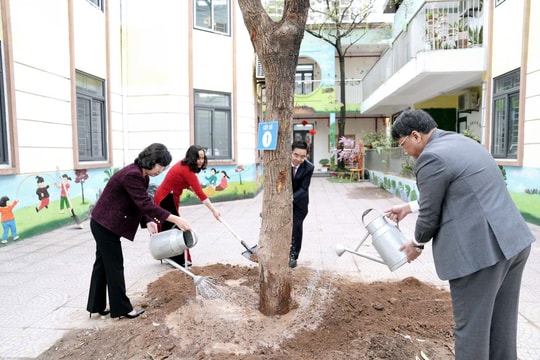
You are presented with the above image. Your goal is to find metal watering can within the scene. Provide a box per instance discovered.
[149,228,198,261]
[335,208,408,272]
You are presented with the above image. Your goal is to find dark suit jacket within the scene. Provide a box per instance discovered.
[292,160,314,216]
[91,163,171,241]
[414,129,534,280]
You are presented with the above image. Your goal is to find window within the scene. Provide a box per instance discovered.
[194,0,230,35]
[0,42,8,165]
[76,72,107,162]
[492,69,520,159]
[295,64,314,95]
[87,0,104,11]
[194,90,231,160]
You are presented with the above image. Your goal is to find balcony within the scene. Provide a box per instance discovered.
[361,0,485,115]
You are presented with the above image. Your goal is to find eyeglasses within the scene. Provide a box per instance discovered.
[398,136,410,147]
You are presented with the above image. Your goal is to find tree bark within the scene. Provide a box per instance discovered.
[237,0,309,316]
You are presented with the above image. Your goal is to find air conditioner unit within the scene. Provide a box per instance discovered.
[458,92,479,112]
[255,56,265,79]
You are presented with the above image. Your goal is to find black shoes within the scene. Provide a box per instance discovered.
[117,309,145,319]
[89,309,110,318]
[90,308,145,319]
[289,258,297,268]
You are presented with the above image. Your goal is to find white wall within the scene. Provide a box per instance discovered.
[523,0,540,168]
[9,0,103,173]
[492,0,524,77]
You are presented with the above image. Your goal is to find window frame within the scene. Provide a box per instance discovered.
[193,0,231,36]
[295,64,314,95]
[87,0,104,11]
[0,42,8,165]
[76,71,108,162]
[194,89,232,161]
[491,68,520,159]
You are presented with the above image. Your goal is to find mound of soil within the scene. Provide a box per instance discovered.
[42,264,455,359]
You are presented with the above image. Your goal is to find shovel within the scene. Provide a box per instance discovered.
[219,217,259,262]
[56,166,83,229]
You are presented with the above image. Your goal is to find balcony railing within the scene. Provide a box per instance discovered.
[365,147,416,179]
[362,0,484,99]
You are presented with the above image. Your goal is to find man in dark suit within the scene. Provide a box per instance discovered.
[289,140,314,268]
[386,109,534,360]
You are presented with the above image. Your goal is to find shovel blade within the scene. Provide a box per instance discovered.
[71,211,83,229]
[241,245,259,263]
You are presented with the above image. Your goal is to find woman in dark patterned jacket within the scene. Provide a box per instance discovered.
[87,143,191,319]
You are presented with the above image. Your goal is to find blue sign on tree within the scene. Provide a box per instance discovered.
[257,121,278,150]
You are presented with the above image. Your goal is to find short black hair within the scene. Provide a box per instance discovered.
[391,109,438,141]
[292,141,308,151]
[0,196,9,207]
[134,143,172,170]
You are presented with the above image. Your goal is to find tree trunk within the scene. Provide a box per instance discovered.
[237,0,309,316]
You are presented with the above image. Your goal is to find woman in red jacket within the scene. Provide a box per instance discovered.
[154,145,220,267]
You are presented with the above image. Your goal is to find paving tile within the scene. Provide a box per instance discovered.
[0,178,538,359]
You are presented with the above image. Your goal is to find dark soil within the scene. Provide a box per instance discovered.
[41,264,455,359]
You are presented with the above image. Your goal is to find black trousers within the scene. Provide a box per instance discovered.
[86,219,133,318]
[158,193,187,265]
[290,206,308,260]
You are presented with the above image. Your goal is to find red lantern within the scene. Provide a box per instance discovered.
[309,129,316,135]
[301,120,308,126]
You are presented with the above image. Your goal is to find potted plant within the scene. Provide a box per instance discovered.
[333,137,360,165]
[362,131,386,150]
[455,21,468,48]
[468,26,483,46]
[319,158,330,171]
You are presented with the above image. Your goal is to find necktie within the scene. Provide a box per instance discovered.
[292,167,297,178]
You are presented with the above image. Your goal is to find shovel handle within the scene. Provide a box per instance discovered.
[219,217,242,240]
[219,217,254,253]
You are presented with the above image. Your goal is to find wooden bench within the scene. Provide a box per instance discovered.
[348,168,364,181]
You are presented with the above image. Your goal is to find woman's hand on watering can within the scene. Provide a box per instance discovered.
[400,241,423,263]
[385,203,412,222]
[176,217,191,231]
[146,222,159,235]
[167,215,191,231]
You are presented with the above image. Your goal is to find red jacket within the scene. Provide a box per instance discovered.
[154,161,207,212]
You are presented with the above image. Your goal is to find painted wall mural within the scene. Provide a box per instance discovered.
[368,165,540,226]
[0,163,263,244]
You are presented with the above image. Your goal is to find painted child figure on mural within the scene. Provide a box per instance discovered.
[205,168,218,187]
[35,176,50,212]
[55,174,72,214]
[215,170,230,191]
[0,196,19,244]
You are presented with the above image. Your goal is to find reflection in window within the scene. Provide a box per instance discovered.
[194,90,231,160]
[492,69,519,159]
[76,72,107,161]
[194,0,230,35]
